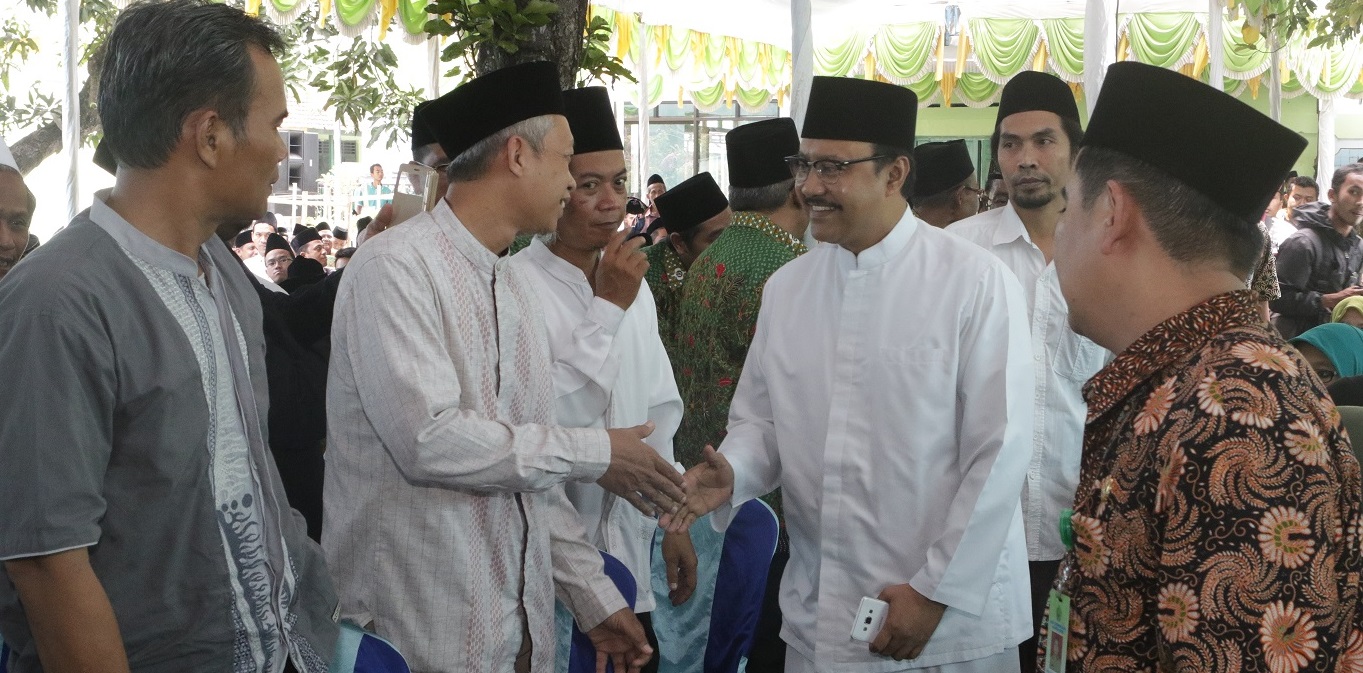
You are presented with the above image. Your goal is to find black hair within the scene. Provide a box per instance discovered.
[1077,146,1262,278]
[1332,164,1363,193]
[98,0,284,170]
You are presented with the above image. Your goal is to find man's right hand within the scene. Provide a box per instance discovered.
[600,422,687,516]
[1323,286,1363,310]
[594,229,649,311]
[660,445,734,534]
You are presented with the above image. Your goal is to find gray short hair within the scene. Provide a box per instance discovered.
[446,115,556,184]
[729,179,794,213]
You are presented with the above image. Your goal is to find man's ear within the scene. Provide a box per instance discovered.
[884,155,910,198]
[190,109,223,169]
[1102,179,1140,256]
[504,135,530,177]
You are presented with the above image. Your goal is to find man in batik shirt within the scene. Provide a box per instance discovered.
[644,172,731,349]
[1044,61,1363,672]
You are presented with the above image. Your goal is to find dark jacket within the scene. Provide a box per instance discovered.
[1271,201,1363,339]
[239,257,342,541]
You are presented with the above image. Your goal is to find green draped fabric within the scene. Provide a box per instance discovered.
[907,76,938,102]
[701,34,728,79]
[270,0,306,16]
[900,73,1000,106]
[398,0,425,36]
[1312,47,1363,93]
[659,26,691,73]
[957,71,1002,103]
[736,86,772,110]
[1125,13,1201,68]
[873,22,937,82]
[814,30,867,77]
[334,0,376,27]
[647,73,665,108]
[735,41,768,86]
[1223,19,1270,76]
[690,81,725,109]
[1042,18,1084,79]
[968,18,1039,80]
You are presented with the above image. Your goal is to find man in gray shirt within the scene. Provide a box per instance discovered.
[0,2,338,671]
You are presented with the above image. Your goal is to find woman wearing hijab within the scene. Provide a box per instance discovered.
[1290,322,1363,386]
[1332,295,1363,328]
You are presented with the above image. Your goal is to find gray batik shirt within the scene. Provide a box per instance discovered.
[0,193,338,672]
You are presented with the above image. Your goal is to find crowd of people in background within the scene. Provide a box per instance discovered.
[3,1,1363,673]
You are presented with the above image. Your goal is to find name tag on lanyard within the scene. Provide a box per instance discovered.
[1043,589,1071,673]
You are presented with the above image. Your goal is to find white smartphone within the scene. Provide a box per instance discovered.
[390,162,439,226]
[850,596,889,642]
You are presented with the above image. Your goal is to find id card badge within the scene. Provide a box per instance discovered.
[1043,589,1071,673]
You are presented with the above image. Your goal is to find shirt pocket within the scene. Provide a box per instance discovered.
[1056,331,1106,384]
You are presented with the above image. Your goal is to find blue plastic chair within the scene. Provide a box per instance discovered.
[706,500,779,672]
[331,622,411,673]
[566,551,638,673]
[651,499,780,673]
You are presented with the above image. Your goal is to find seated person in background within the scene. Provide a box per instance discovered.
[1289,321,1363,385]
[1334,295,1363,328]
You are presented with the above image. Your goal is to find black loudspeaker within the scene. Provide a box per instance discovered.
[273,131,321,193]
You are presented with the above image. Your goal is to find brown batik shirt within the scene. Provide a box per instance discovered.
[1039,290,1363,672]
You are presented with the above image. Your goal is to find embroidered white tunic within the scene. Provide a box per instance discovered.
[509,238,684,613]
[323,201,627,673]
[714,210,1036,671]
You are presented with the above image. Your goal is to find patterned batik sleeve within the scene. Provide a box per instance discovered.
[1250,235,1282,302]
[672,257,754,468]
[1153,339,1353,673]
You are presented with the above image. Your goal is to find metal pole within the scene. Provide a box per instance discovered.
[1083,0,1117,116]
[1319,95,1336,181]
[790,0,813,127]
[1269,33,1282,122]
[62,0,80,220]
[428,37,441,97]
[1208,0,1225,90]
[637,18,650,194]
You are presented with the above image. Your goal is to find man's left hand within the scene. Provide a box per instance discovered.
[869,584,947,661]
[586,608,654,673]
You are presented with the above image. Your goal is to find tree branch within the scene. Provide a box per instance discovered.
[11,39,104,175]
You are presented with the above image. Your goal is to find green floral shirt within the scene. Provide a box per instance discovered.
[643,241,687,352]
[671,212,807,517]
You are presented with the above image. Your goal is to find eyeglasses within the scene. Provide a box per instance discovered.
[784,155,889,185]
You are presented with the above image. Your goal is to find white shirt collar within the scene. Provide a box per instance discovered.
[991,202,1033,248]
[837,205,919,271]
[524,236,593,289]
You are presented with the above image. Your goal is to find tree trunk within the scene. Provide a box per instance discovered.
[10,39,106,175]
[472,0,588,88]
